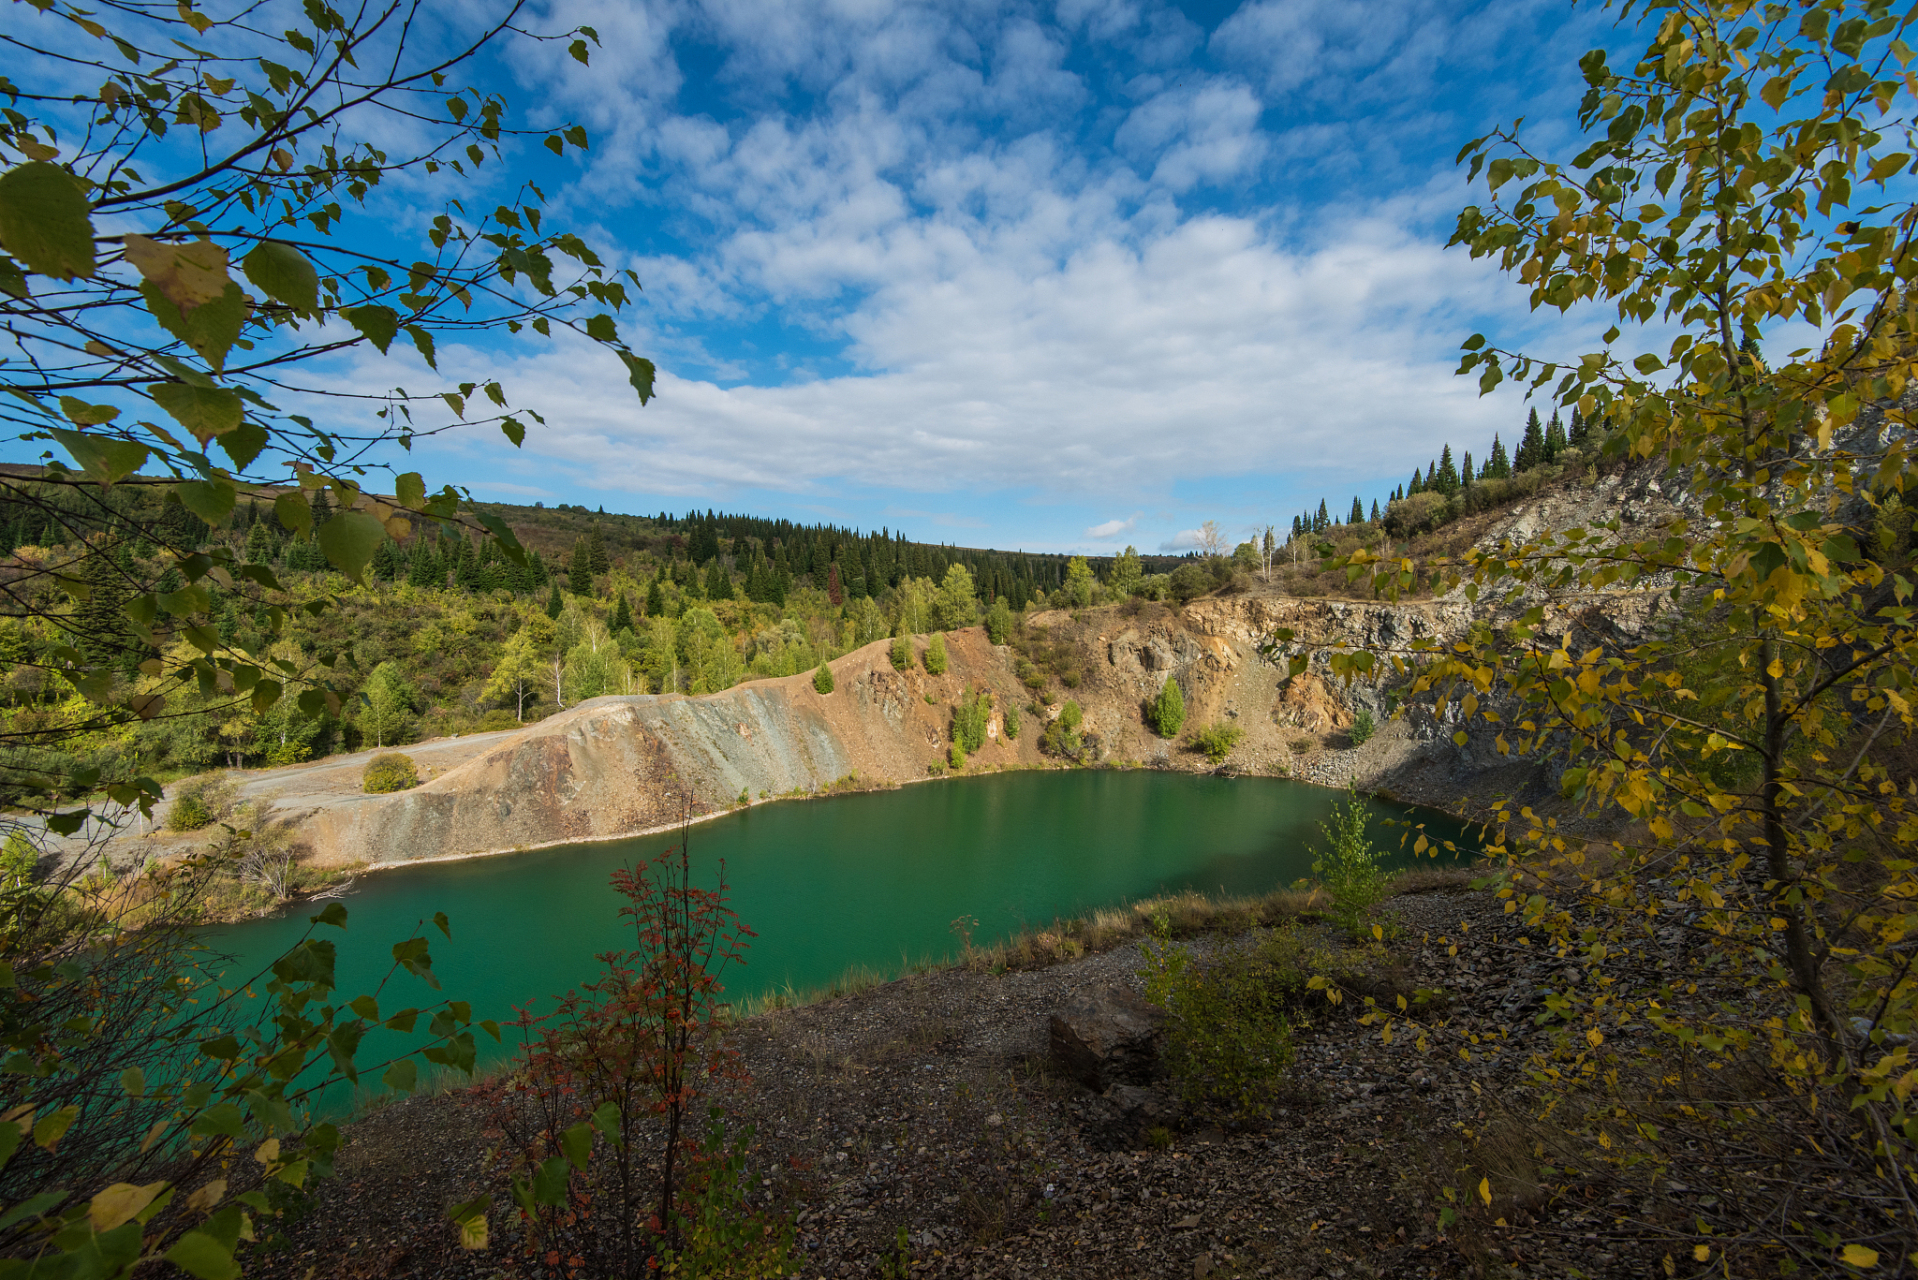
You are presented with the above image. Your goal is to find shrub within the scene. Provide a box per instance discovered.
[1192,721,1243,764]
[0,830,38,889]
[1002,701,1020,741]
[812,662,834,694]
[165,772,235,831]
[1381,490,1450,540]
[1040,700,1085,759]
[1151,676,1185,737]
[924,631,948,675]
[1311,785,1389,939]
[889,635,911,671]
[949,743,966,771]
[362,752,419,794]
[1349,707,1376,746]
[952,688,991,754]
[1139,917,1296,1119]
[1168,561,1210,604]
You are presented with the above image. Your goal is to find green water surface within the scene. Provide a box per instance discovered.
[203,771,1474,1056]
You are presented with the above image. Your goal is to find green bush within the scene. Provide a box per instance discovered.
[949,743,966,771]
[1349,707,1376,746]
[1040,700,1085,759]
[164,773,235,831]
[889,635,911,671]
[165,791,211,831]
[0,830,38,889]
[1151,676,1184,737]
[1192,721,1243,764]
[362,752,419,794]
[984,596,1013,645]
[1168,562,1210,604]
[1312,785,1389,939]
[1139,917,1296,1119]
[812,662,834,694]
[1002,701,1020,741]
[952,688,991,753]
[924,631,948,675]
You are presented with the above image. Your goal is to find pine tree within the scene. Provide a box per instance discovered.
[1291,515,1302,538]
[644,578,665,618]
[1435,445,1460,497]
[407,542,436,587]
[587,523,610,575]
[78,545,139,673]
[1517,408,1545,471]
[1349,496,1365,524]
[1408,466,1424,496]
[1461,451,1475,489]
[611,592,634,634]
[570,537,594,594]
[1315,499,1329,532]
[309,485,334,528]
[1544,412,1567,462]
[1371,499,1381,521]
[545,583,564,618]
[704,558,732,600]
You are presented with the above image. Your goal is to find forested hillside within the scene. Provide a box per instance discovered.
[0,478,1199,791]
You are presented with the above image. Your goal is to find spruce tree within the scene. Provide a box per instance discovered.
[1461,451,1475,489]
[611,592,634,634]
[309,485,334,527]
[1371,499,1381,521]
[1569,406,1590,448]
[1315,499,1329,532]
[570,537,594,594]
[1487,433,1512,479]
[77,546,133,672]
[587,523,610,575]
[545,583,564,618]
[644,578,665,618]
[407,542,436,587]
[1517,408,1545,471]
[1544,412,1567,462]
[1435,445,1460,496]
[1290,515,1302,538]
[1349,496,1365,524]
[704,558,732,600]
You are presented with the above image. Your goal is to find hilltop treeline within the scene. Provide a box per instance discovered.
[0,480,1195,788]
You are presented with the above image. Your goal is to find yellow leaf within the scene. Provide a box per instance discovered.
[459,1213,488,1250]
[1587,1028,1604,1048]
[184,1179,226,1213]
[1478,1177,1491,1207]
[123,235,229,310]
[1841,1243,1880,1268]
[254,1137,280,1166]
[88,1182,166,1232]
[1694,1244,1711,1262]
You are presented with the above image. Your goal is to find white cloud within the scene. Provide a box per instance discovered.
[1160,528,1204,552]
[1086,517,1135,539]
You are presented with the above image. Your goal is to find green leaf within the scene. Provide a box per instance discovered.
[241,240,318,315]
[405,324,436,370]
[0,1121,18,1170]
[315,510,385,583]
[140,278,246,370]
[175,479,236,528]
[620,351,656,405]
[532,1154,569,1206]
[343,304,398,353]
[381,1059,417,1093]
[310,900,347,928]
[394,471,426,509]
[58,396,120,426]
[0,161,96,279]
[164,1230,242,1280]
[219,419,269,470]
[0,255,28,298]
[149,381,243,445]
[0,1190,69,1231]
[32,1105,78,1150]
[49,428,147,485]
[559,1120,592,1171]
[584,313,617,342]
[274,491,311,540]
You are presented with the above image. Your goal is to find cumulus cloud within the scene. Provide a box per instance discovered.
[1086,517,1136,539]
[1160,528,1204,552]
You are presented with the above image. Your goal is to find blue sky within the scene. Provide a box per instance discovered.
[42,0,1647,554]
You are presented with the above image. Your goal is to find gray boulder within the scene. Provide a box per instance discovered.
[1049,985,1165,1090]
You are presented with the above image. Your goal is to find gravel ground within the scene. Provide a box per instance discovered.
[252,887,1666,1280]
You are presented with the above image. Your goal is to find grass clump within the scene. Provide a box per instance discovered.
[361,752,419,794]
[1192,721,1243,764]
[1139,916,1297,1119]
